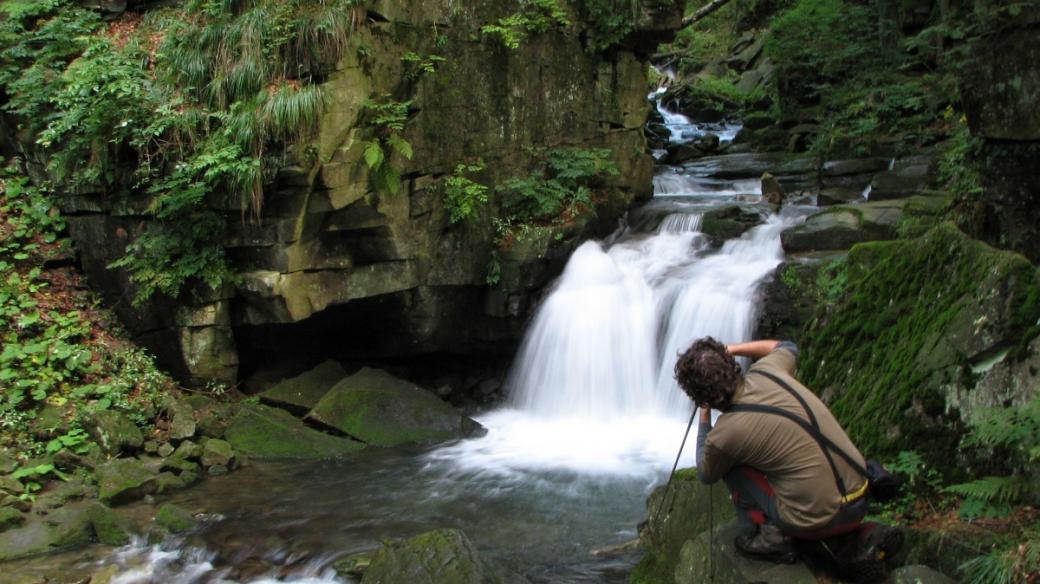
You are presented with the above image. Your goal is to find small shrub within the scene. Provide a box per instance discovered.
[443,161,489,224]
[481,0,570,49]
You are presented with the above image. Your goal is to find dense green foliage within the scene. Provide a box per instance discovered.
[361,97,414,196]
[0,0,360,304]
[443,161,489,224]
[581,0,637,52]
[498,147,618,224]
[481,0,570,49]
[0,163,173,477]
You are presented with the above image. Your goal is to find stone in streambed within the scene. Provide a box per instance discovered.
[780,200,905,252]
[361,528,526,584]
[306,368,485,447]
[260,360,348,414]
[701,206,764,243]
[96,458,157,505]
[0,505,93,561]
[85,411,143,455]
[674,521,815,584]
[155,503,196,533]
[86,502,131,546]
[0,507,24,532]
[200,439,235,469]
[225,404,364,458]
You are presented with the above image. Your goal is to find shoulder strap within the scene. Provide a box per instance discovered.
[729,402,870,480]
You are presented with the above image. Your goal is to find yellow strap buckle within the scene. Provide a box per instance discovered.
[841,480,870,504]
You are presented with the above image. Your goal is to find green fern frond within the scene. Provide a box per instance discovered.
[945,476,1023,503]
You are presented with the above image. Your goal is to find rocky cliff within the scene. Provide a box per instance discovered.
[46,0,684,386]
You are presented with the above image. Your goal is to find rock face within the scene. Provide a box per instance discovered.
[361,528,525,584]
[961,21,1040,263]
[57,1,684,386]
[306,367,484,446]
[797,223,1040,466]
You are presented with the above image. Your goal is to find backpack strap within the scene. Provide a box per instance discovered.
[731,369,869,499]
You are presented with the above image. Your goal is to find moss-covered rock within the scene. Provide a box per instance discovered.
[701,206,763,243]
[0,505,93,561]
[632,469,734,584]
[154,503,196,533]
[361,528,525,584]
[260,360,347,414]
[799,223,1040,466]
[85,411,144,455]
[86,502,131,546]
[200,439,235,468]
[674,521,815,584]
[305,368,484,447]
[225,404,364,458]
[96,458,158,505]
[0,507,24,532]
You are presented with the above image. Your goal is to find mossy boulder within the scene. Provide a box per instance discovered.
[225,404,364,458]
[360,528,525,584]
[632,469,734,584]
[674,522,815,584]
[86,502,131,546]
[200,438,235,468]
[260,360,347,414]
[799,223,1040,467]
[85,410,143,455]
[0,507,24,532]
[155,503,196,533]
[96,458,157,505]
[780,202,901,252]
[0,505,93,561]
[305,368,485,447]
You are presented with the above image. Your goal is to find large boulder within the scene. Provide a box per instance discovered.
[260,360,347,414]
[798,223,1040,466]
[224,404,364,458]
[305,368,484,447]
[701,206,764,243]
[632,469,734,584]
[674,522,815,584]
[0,505,93,561]
[360,528,526,584]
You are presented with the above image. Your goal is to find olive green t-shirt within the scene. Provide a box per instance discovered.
[699,345,867,529]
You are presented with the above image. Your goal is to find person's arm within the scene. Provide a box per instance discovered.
[725,339,781,359]
[695,408,736,484]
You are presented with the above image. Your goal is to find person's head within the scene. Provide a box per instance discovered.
[674,336,741,410]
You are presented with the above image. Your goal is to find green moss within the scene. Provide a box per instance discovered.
[799,224,1040,465]
[629,551,672,584]
[86,502,131,546]
[224,404,363,458]
[155,503,196,533]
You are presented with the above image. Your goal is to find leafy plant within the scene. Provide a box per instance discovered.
[481,0,570,49]
[945,395,1040,520]
[497,147,617,223]
[443,161,489,224]
[401,51,446,80]
[362,97,413,195]
[582,0,637,52]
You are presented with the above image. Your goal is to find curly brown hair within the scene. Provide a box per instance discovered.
[674,336,741,410]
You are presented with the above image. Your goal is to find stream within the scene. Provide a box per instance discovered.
[48,96,815,584]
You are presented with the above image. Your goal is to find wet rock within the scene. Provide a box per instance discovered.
[156,442,175,458]
[0,507,24,532]
[306,368,486,447]
[154,471,187,494]
[868,157,932,201]
[674,521,815,584]
[225,404,364,458]
[200,439,235,468]
[260,360,348,414]
[890,565,955,584]
[96,459,157,505]
[780,201,903,252]
[334,551,374,579]
[633,469,734,584]
[821,158,890,177]
[207,464,229,476]
[86,502,131,546]
[685,152,792,180]
[361,528,526,584]
[701,206,764,243]
[742,112,776,131]
[0,505,93,561]
[172,440,201,460]
[86,410,143,455]
[89,565,120,584]
[155,503,196,533]
[32,476,95,512]
[0,476,23,496]
[817,187,864,207]
[761,172,784,207]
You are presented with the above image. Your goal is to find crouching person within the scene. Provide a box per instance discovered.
[674,337,900,570]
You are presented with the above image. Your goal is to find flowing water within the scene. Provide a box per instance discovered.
[58,97,811,584]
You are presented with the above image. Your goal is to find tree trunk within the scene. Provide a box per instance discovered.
[681,0,734,28]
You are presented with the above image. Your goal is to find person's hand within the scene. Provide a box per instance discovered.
[699,407,711,424]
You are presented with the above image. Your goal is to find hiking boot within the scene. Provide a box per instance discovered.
[734,523,798,564]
